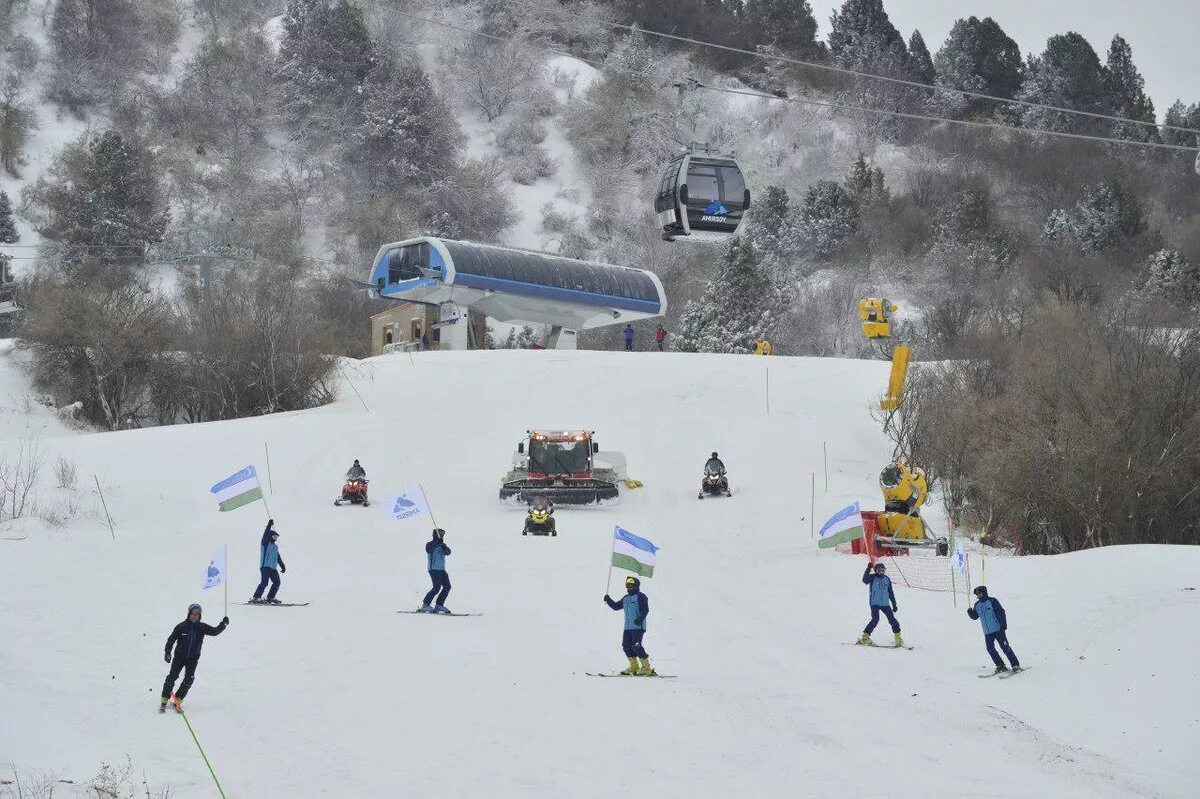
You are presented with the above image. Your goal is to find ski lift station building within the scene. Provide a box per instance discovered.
[368,238,667,350]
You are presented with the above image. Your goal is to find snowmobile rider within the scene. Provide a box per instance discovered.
[420,528,452,613]
[523,496,556,536]
[704,452,726,475]
[968,586,1021,675]
[160,603,228,711]
[604,576,654,675]
[859,561,903,647]
[346,460,366,481]
[251,520,286,604]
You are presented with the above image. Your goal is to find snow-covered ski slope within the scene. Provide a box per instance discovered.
[1,350,1197,797]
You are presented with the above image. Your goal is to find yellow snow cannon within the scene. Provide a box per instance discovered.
[859,298,897,339]
[876,459,928,542]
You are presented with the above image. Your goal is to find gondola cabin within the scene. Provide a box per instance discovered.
[655,151,750,242]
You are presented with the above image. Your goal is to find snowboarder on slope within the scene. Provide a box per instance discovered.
[859,561,903,647]
[250,520,286,604]
[604,576,655,675]
[160,603,228,711]
[420,528,452,613]
[346,460,366,480]
[968,586,1021,675]
[624,324,635,351]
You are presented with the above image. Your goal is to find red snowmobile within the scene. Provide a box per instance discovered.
[334,478,370,507]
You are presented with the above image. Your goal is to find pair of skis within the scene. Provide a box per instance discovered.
[397,610,482,617]
[235,601,309,607]
[978,666,1030,679]
[845,641,915,651]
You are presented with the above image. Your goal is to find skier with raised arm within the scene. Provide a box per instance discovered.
[160,603,228,712]
[858,561,903,647]
[968,586,1022,676]
[419,528,452,613]
[250,520,286,604]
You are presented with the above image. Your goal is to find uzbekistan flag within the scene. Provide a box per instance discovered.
[611,526,659,578]
[818,502,865,549]
[210,466,264,512]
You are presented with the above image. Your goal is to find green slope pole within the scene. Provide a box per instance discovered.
[949,515,956,608]
[178,707,227,798]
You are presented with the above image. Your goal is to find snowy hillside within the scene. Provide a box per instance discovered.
[1,348,1197,797]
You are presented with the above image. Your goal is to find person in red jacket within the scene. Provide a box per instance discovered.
[655,325,667,351]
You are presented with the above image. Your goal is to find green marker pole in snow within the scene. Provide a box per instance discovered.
[948,515,956,608]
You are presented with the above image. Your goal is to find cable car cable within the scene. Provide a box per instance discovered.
[492,0,1196,138]
[360,1,1200,156]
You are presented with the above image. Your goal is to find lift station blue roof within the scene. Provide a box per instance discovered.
[368,238,667,330]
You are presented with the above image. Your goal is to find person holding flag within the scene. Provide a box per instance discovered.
[604,526,659,675]
[605,577,654,675]
[968,586,1022,676]
[250,520,286,604]
[160,603,228,712]
[858,561,903,647]
[419,528,452,613]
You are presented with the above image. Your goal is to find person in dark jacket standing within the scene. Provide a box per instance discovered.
[858,561,903,647]
[623,324,635,351]
[968,585,1021,675]
[250,520,286,604]
[160,603,228,711]
[604,576,655,675]
[419,528,452,613]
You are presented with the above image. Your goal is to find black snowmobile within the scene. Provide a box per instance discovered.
[522,496,557,536]
[698,465,731,499]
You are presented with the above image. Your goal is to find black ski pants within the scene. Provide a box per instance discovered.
[985,631,1020,668]
[622,629,648,658]
[864,605,901,634]
[162,657,198,699]
[254,567,281,600]
[423,569,451,606]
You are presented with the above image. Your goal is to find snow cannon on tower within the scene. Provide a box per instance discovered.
[858,297,910,412]
[858,298,896,339]
[500,430,628,505]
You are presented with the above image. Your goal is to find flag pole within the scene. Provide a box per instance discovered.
[980,527,987,585]
[604,527,616,595]
[264,443,274,495]
[421,483,439,530]
[260,493,272,521]
[810,472,815,538]
[223,544,228,618]
[823,441,829,492]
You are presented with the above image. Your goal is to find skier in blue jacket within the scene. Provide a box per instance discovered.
[419,528,452,613]
[968,586,1021,675]
[604,576,655,675]
[623,324,635,351]
[250,520,286,604]
[858,561,903,647]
